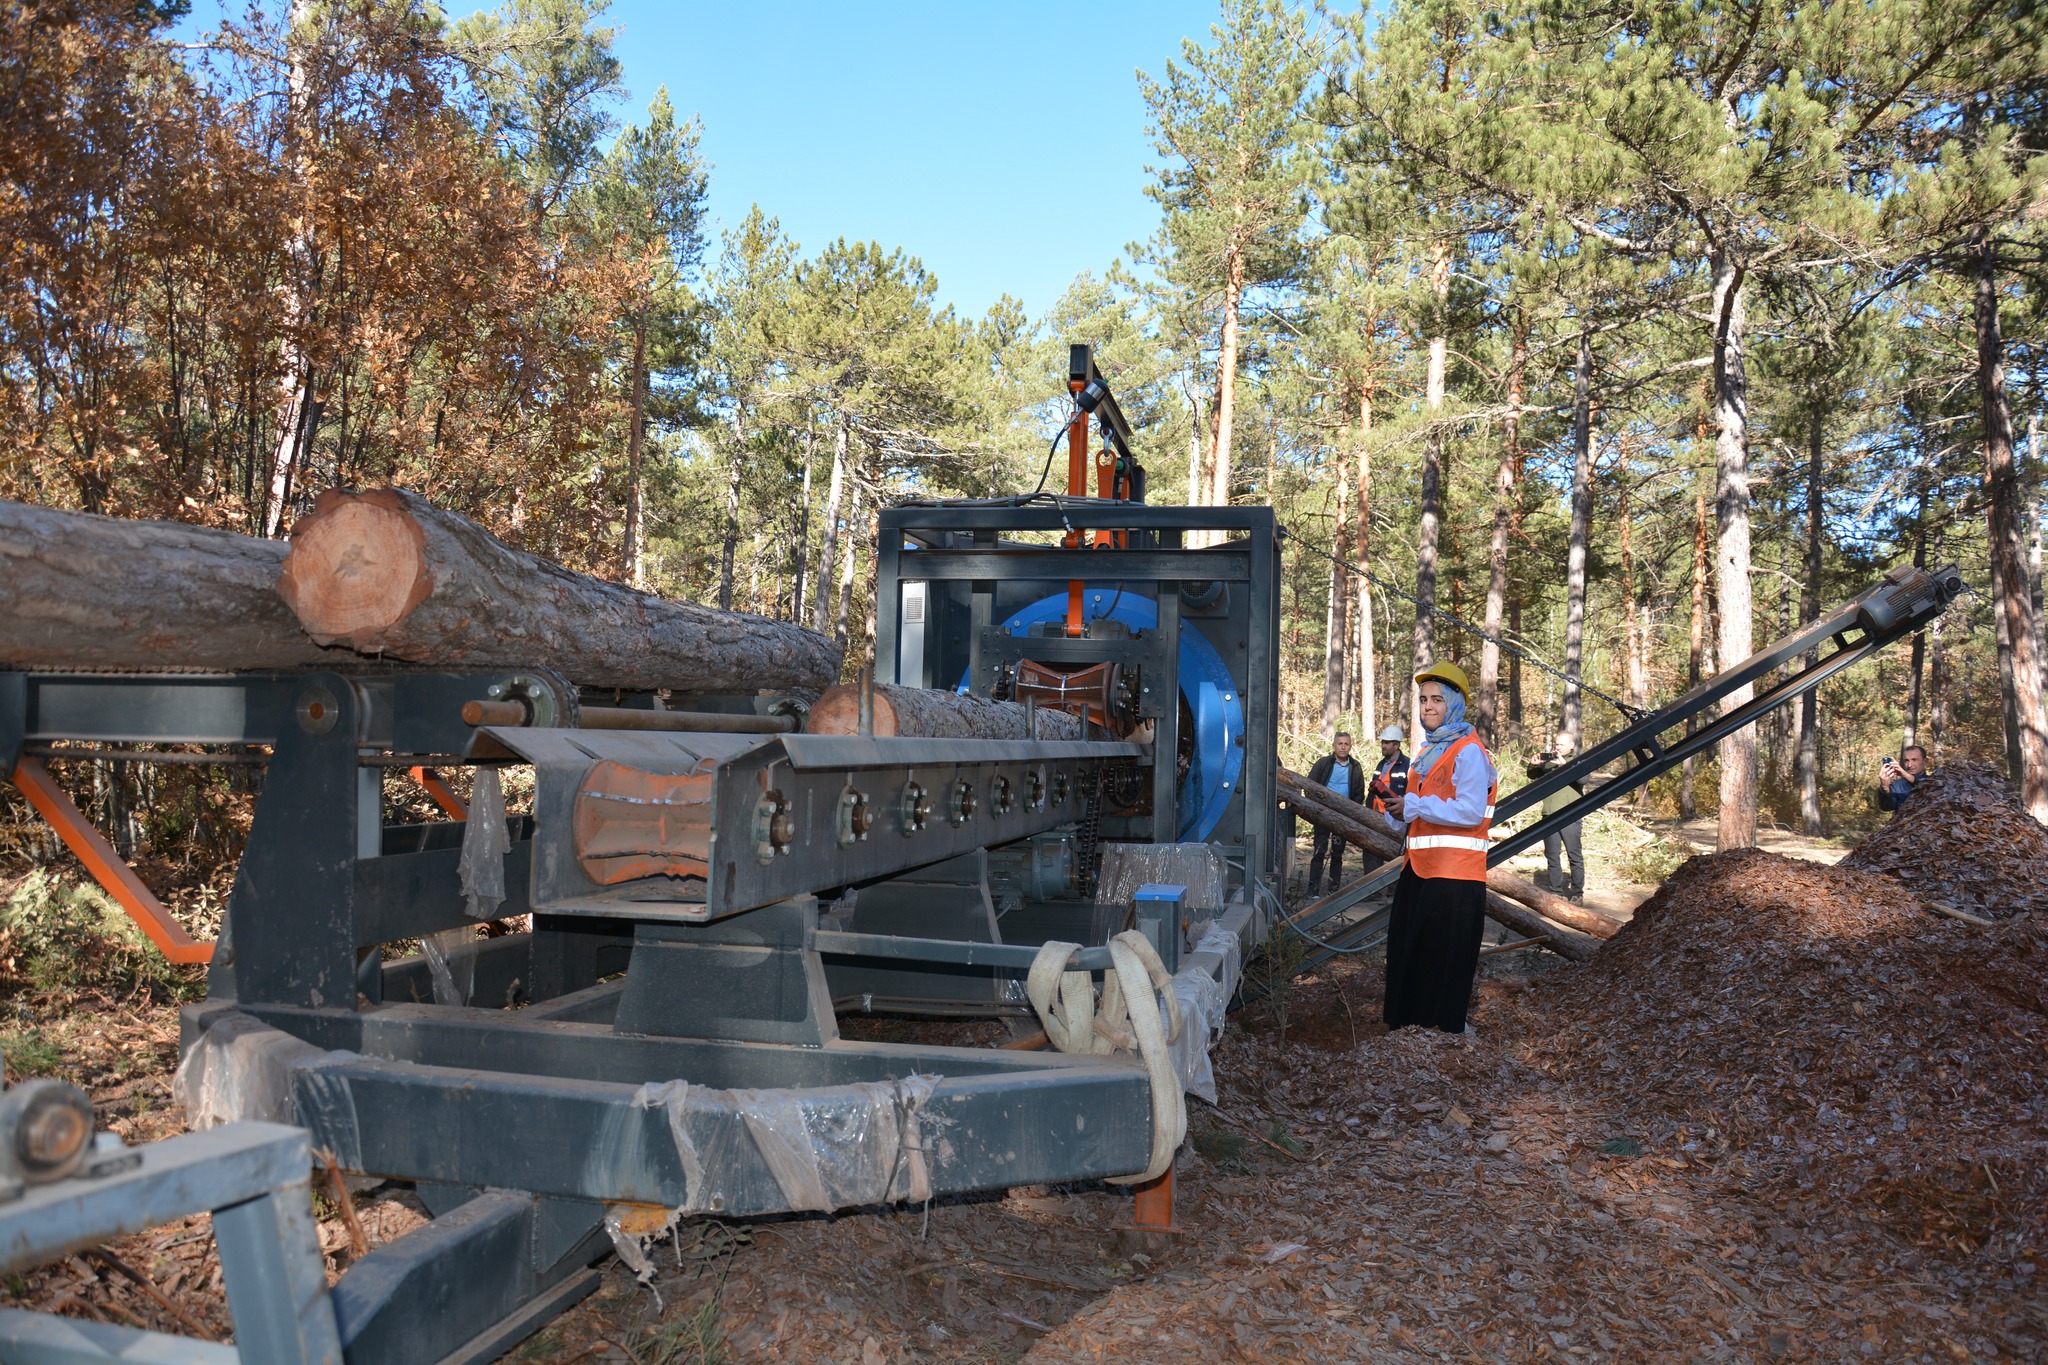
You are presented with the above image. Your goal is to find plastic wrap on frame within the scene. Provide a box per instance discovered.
[173,1012,363,1164]
[458,767,511,920]
[1165,926,1241,1104]
[632,1075,938,1216]
[1095,843,1227,919]
[420,926,479,1006]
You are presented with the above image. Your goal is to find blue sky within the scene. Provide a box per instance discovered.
[177,1,1222,322]
[595,1,1219,321]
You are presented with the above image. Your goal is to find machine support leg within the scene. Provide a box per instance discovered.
[1132,1166,1177,1231]
[212,1181,345,1365]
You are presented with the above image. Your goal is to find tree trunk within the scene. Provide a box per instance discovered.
[0,500,340,671]
[1797,407,1824,834]
[791,422,816,624]
[1211,252,1245,515]
[1354,399,1379,749]
[807,684,1084,739]
[812,416,849,633]
[1410,239,1451,750]
[834,479,859,643]
[1929,611,1949,755]
[1322,442,1351,742]
[1906,482,1928,747]
[1619,474,1645,709]
[2030,414,2043,669]
[1562,323,1593,753]
[717,415,744,612]
[1712,248,1757,851]
[1975,228,2048,820]
[277,487,844,692]
[1991,540,2023,779]
[623,313,649,588]
[262,0,318,541]
[1477,325,1523,744]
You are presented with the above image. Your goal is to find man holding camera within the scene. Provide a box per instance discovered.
[1877,745,1929,811]
[1526,738,1586,902]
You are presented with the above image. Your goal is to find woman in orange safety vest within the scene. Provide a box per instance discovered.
[1379,661,1497,1033]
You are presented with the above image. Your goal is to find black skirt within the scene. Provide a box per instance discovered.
[1382,865,1487,1033]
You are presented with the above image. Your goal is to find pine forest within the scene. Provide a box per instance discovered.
[6,0,2047,844]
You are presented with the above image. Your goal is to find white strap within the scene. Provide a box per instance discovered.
[1026,932,1186,1184]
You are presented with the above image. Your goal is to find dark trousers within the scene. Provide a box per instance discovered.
[1382,866,1487,1033]
[1544,821,1584,898]
[1307,826,1346,894]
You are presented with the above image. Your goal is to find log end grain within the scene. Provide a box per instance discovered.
[277,488,434,645]
[805,685,899,736]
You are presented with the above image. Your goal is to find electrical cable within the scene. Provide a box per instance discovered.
[1032,402,1084,495]
[1259,878,1384,955]
[1279,525,1646,722]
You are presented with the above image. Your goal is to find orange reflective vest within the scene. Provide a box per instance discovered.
[1404,733,1497,881]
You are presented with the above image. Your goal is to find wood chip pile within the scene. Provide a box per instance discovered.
[1839,761,2048,919]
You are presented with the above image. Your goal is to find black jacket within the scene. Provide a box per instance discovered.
[1309,753,1368,802]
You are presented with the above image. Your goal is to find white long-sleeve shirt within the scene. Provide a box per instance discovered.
[1400,742,1497,829]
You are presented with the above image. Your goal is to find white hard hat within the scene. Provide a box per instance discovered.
[1378,724,1405,743]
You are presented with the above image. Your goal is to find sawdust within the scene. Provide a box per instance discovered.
[1841,761,2048,920]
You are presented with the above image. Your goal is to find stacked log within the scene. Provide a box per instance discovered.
[1278,767,1613,959]
[276,487,843,693]
[0,500,338,672]
[806,683,1086,739]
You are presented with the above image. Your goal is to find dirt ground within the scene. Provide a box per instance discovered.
[3,817,2041,1364]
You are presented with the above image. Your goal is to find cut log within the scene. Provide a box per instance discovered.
[1481,888,1599,962]
[277,487,842,693]
[0,500,339,672]
[1279,768,1620,940]
[807,683,1085,739]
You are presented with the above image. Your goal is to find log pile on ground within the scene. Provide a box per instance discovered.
[1840,761,2048,920]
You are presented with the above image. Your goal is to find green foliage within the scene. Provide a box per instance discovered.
[0,871,204,1002]
[0,1029,65,1078]
[1617,837,1692,888]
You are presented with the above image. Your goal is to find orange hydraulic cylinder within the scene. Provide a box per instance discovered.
[7,757,213,964]
[1065,381,1089,636]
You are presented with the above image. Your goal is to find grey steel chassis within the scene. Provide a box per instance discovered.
[1285,562,1968,968]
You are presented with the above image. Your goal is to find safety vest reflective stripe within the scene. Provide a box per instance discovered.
[1405,733,1496,881]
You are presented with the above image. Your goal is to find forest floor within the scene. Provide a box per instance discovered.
[0,801,2039,1365]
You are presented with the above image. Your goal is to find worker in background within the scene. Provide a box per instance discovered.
[1381,663,1497,1035]
[1369,723,1411,827]
[1877,744,1929,811]
[1305,730,1366,896]
[1526,738,1586,902]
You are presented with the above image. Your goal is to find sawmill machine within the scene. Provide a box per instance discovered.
[0,345,1282,1364]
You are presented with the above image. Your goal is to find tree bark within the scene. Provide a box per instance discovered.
[1410,239,1451,750]
[1906,482,1929,747]
[717,414,744,612]
[1322,442,1351,742]
[262,0,318,541]
[834,479,860,644]
[1562,322,1593,753]
[812,416,849,633]
[1712,247,1757,851]
[1354,388,1377,743]
[1991,537,2023,779]
[807,684,1084,739]
[1211,251,1244,515]
[1797,407,1824,834]
[276,487,844,692]
[0,500,339,671]
[1477,323,1523,744]
[1975,227,2048,820]
[624,313,650,589]
[792,421,816,624]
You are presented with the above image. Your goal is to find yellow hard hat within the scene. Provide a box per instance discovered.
[1414,661,1471,698]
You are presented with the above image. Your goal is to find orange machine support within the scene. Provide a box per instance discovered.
[1065,378,1090,636]
[1130,1165,1179,1233]
[409,765,468,821]
[6,758,213,965]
